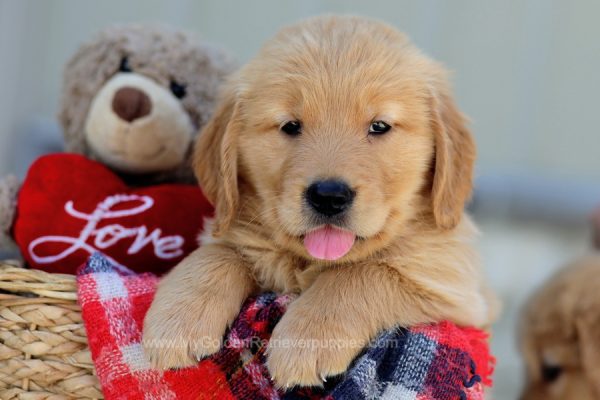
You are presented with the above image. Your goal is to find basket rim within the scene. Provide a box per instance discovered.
[0,261,77,300]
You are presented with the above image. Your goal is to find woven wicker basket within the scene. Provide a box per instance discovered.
[0,260,103,399]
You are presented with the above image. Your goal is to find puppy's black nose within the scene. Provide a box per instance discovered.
[305,180,355,217]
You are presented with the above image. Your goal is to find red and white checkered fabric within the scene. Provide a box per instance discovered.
[77,253,494,400]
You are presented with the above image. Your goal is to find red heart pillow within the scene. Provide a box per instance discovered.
[13,154,213,275]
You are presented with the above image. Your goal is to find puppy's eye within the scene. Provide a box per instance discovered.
[541,364,562,383]
[280,120,301,136]
[119,57,132,73]
[369,121,391,135]
[170,80,187,99]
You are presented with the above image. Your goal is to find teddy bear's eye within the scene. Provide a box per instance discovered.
[119,57,132,73]
[170,80,187,99]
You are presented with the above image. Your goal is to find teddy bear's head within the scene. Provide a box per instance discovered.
[59,24,233,182]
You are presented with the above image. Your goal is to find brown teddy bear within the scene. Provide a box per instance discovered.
[61,23,233,183]
[0,24,233,264]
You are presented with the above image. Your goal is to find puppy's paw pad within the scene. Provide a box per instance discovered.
[142,307,226,370]
[266,321,360,389]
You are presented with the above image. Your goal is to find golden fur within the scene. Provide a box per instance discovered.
[143,15,497,388]
[520,254,600,399]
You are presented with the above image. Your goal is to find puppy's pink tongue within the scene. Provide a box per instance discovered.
[303,226,355,261]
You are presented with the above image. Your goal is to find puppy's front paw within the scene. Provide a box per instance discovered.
[266,308,367,389]
[142,297,232,370]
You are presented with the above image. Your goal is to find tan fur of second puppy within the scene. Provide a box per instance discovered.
[143,15,498,389]
[520,254,600,400]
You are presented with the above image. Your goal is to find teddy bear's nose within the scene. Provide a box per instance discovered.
[112,87,152,122]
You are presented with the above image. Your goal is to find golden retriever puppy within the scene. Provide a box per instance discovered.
[143,15,496,388]
[520,254,600,400]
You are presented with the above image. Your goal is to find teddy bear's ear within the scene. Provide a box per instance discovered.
[193,86,241,237]
[58,32,124,155]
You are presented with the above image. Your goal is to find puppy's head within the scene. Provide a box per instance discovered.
[520,255,600,400]
[196,16,475,261]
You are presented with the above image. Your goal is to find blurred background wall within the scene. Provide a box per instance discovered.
[1,1,599,398]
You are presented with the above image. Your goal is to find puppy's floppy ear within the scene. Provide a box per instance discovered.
[575,313,600,396]
[429,84,476,230]
[194,87,241,236]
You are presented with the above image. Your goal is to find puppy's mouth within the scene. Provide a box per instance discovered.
[303,225,356,261]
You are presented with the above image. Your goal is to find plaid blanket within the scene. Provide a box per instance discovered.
[77,253,494,400]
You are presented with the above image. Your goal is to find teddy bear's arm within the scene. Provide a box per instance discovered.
[0,175,21,251]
